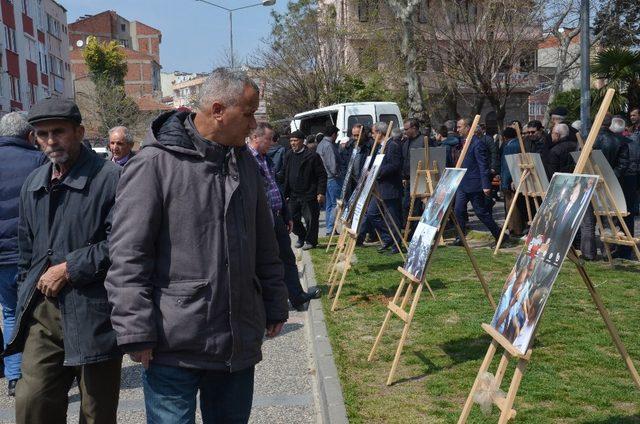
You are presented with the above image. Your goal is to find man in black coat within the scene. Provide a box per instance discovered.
[7,98,122,423]
[364,125,403,254]
[284,130,327,249]
[0,112,46,396]
[541,123,577,179]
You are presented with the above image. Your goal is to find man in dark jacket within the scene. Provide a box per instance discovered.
[439,120,460,167]
[0,112,46,396]
[524,120,545,153]
[541,123,577,179]
[284,130,327,250]
[7,98,122,423]
[453,118,508,246]
[316,125,344,236]
[267,133,286,193]
[499,127,527,236]
[594,115,630,180]
[365,127,403,254]
[401,119,429,234]
[105,69,289,423]
[248,123,321,309]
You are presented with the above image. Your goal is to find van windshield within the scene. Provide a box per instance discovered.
[347,114,373,136]
[299,111,338,137]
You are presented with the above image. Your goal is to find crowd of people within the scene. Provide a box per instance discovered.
[0,65,638,423]
[272,105,639,262]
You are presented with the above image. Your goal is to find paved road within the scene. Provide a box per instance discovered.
[0,252,322,423]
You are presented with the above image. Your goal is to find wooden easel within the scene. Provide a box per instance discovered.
[327,123,409,311]
[459,89,640,423]
[367,115,500,385]
[494,124,547,253]
[402,146,440,243]
[575,133,640,262]
[326,130,364,252]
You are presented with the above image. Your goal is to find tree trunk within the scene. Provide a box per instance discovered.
[386,0,430,125]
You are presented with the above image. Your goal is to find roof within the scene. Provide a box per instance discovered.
[136,95,173,111]
[293,102,399,119]
[539,32,580,49]
[69,45,159,64]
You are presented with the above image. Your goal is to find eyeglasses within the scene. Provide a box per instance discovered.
[524,131,537,135]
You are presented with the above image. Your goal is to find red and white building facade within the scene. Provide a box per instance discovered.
[0,0,72,113]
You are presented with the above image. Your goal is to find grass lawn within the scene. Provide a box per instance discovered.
[310,239,640,423]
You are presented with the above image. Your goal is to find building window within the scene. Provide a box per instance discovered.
[47,14,61,38]
[38,42,48,73]
[29,83,36,105]
[4,26,17,52]
[520,52,536,73]
[455,0,477,23]
[25,36,38,62]
[49,54,63,76]
[121,23,126,32]
[418,0,429,23]
[357,0,377,22]
[10,75,21,102]
[22,0,30,16]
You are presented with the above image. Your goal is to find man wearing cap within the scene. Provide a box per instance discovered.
[5,98,122,423]
[283,130,327,250]
[316,125,344,236]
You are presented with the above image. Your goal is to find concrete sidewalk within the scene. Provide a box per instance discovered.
[0,238,347,424]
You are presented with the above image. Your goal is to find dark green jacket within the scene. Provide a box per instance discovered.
[6,146,122,365]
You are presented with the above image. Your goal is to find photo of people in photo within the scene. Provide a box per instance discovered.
[491,173,598,354]
[341,167,370,223]
[403,168,466,280]
[351,155,385,233]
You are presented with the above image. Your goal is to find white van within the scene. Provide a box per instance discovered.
[290,102,403,143]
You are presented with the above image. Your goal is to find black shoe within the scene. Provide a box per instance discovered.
[292,288,322,311]
[377,242,392,253]
[294,239,303,248]
[493,235,515,249]
[7,379,17,397]
[386,246,400,255]
[451,237,464,247]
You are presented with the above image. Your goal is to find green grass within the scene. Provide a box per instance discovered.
[310,240,640,423]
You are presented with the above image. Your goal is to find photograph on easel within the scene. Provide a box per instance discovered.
[351,154,385,232]
[339,148,359,202]
[403,168,466,280]
[341,166,369,223]
[491,173,598,354]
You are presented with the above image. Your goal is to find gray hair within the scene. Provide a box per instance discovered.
[553,123,569,138]
[0,111,33,138]
[196,68,259,110]
[610,117,626,134]
[108,126,133,144]
[391,128,402,138]
[444,120,456,132]
[373,121,388,135]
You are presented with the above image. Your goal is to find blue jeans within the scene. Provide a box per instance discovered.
[0,264,21,380]
[325,177,343,234]
[143,363,255,424]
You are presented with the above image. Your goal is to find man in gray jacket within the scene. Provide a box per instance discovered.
[105,69,289,423]
[316,125,343,236]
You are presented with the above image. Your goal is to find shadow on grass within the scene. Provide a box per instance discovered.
[439,334,493,364]
[369,279,447,298]
[390,351,444,385]
[581,415,640,424]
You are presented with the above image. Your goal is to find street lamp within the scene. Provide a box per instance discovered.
[195,0,276,69]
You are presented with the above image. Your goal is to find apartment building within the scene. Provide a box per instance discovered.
[69,10,162,101]
[0,0,72,113]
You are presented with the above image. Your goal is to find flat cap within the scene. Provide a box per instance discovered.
[549,106,568,117]
[28,97,82,125]
[290,130,305,140]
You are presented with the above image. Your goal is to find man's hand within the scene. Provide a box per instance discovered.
[287,220,293,234]
[483,189,492,197]
[266,322,285,338]
[130,349,153,369]
[36,262,69,297]
[317,194,325,204]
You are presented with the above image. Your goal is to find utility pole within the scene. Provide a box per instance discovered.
[580,0,590,136]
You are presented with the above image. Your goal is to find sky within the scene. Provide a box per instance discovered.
[63,0,289,73]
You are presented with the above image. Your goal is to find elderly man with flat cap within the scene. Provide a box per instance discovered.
[5,98,122,424]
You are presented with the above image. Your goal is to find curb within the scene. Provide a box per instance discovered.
[299,248,349,424]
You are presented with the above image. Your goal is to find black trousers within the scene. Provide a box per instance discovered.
[288,197,319,246]
[274,214,305,303]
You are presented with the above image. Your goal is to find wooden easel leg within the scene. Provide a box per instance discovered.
[568,250,640,390]
[326,205,341,252]
[595,215,614,266]
[330,238,356,312]
[328,236,351,297]
[368,278,407,361]
[386,282,424,385]
[452,216,496,308]
[498,358,528,424]
[494,352,511,387]
[495,173,527,255]
[458,340,499,424]
[375,199,406,261]
[524,194,533,225]
[327,231,346,273]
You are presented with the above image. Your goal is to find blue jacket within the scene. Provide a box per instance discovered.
[440,135,460,167]
[500,138,521,191]
[0,136,46,265]
[375,138,403,200]
[459,136,491,193]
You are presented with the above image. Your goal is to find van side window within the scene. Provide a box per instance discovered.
[379,114,399,130]
[300,112,338,137]
[347,115,373,136]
